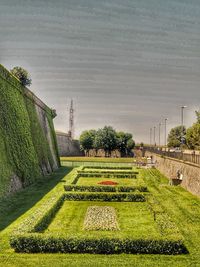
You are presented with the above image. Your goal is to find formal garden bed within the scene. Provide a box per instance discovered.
[9,165,188,255]
[83,206,119,231]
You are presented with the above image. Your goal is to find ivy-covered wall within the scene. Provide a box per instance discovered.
[0,64,60,199]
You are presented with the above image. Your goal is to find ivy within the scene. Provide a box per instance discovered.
[0,64,59,198]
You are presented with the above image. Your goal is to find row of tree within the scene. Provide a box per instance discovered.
[80,126,135,157]
[167,111,200,149]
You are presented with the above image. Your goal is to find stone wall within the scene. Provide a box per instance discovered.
[0,64,60,198]
[145,151,200,197]
[56,132,84,157]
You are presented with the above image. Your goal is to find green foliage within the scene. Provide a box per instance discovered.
[0,64,59,195]
[83,165,133,170]
[80,130,96,155]
[186,123,200,150]
[97,126,117,156]
[195,110,200,124]
[64,185,148,192]
[25,98,54,172]
[10,235,187,254]
[77,172,136,179]
[10,66,32,87]
[64,192,146,202]
[0,75,41,186]
[116,132,135,156]
[80,126,135,157]
[2,164,199,265]
[167,125,186,147]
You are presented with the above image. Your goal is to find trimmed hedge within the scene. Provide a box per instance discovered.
[77,173,137,179]
[10,235,188,254]
[64,185,148,193]
[83,166,133,170]
[64,192,146,202]
[14,194,65,235]
[78,170,138,175]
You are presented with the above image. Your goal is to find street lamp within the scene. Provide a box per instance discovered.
[181,106,187,145]
[164,118,168,150]
[158,123,161,147]
[153,126,156,146]
[150,128,152,146]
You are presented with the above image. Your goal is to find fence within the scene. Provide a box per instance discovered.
[145,147,200,166]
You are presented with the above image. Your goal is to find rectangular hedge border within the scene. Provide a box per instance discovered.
[82,166,133,170]
[78,172,139,175]
[64,185,148,193]
[77,173,137,179]
[10,192,188,255]
[10,235,188,254]
[64,192,146,202]
[10,167,188,255]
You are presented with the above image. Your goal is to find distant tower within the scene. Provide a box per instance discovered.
[68,99,74,139]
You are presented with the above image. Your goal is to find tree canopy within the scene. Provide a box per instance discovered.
[80,130,96,156]
[10,66,32,87]
[79,126,135,157]
[186,110,200,150]
[167,125,186,147]
[186,123,200,150]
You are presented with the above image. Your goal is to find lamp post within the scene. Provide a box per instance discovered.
[150,128,152,146]
[164,118,168,150]
[153,126,156,146]
[181,106,187,145]
[158,123,161,147]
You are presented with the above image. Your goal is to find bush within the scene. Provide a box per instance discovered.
[64,185,148,193]
[10,235,188,254]
[64,192,146,202]
[13,194,65,234]
[83,166,133,170]
[77,172,137,179]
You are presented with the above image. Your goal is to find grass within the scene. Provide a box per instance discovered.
[45,201,160,239]
[76,177,137,186]
[0,159,199,266]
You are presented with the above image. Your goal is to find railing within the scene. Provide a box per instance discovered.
[145,147,200,166]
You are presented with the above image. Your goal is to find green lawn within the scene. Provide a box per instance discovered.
[76,177,137,186]
[46,201,159,239]
[0,163,199,266]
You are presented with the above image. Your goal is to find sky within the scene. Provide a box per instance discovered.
[0,0,200,143]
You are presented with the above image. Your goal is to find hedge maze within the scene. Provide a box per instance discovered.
[10,165,188,255]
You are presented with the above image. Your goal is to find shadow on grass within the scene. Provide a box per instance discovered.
[0,167,71,231]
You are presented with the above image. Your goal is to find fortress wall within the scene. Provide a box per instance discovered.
[0,64,60,198]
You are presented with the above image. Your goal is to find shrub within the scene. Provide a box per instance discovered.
[13,194,65,234]
[64,192,146,202]
[64,185,148,193]
[10,235,188,254]
[77,172,137,179]
[83,166,133,170]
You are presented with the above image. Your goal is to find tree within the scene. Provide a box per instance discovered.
[10,66,32,86]
[116,132,134,157]
[80,126,135,157]
[79,130,96,156]
[195,110,200,124]
[93,128,104,155]
[167,125,186,147]
[99,126,117,157]
[127,138,135,156]
[186,123,200,150]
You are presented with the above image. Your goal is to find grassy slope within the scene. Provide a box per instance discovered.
[0,165,199,266]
